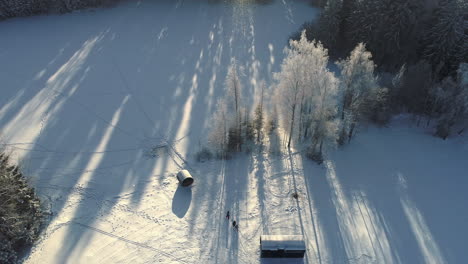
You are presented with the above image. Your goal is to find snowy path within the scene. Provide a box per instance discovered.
[1,1,468,263]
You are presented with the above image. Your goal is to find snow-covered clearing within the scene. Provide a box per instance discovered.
[0,0,467,263]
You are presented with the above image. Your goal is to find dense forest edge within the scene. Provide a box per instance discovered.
[0,0,120,19]
[197,0,467,162]
[296,0,468,137]
[0,153,44,264]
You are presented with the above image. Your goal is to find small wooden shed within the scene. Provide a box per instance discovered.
[260,235,306,258]
[176,170,194,186]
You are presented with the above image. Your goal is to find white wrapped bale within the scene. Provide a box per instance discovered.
[176,170,194,186]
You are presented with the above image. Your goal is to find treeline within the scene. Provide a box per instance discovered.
[0,0,120,20]
[296,0,468,138]
[203,34,383,162]
[202,32,467,163]
[308,0,467,76]
[0,153,44,264]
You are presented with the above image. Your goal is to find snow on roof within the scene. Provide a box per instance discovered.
[260,235,306,251]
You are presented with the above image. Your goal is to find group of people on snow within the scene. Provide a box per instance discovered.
[226,211,238,231]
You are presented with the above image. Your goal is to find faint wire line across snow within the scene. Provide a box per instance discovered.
[37,184,163,225]
[300,157,323,264]
[32,158,139,179]
[2,144,141,155]
[73,221,191,264]
[113,59,159,131]
[355,192,387,263]
[47,86,140,141]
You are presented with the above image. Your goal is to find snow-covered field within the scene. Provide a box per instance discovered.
[0,0,467,263]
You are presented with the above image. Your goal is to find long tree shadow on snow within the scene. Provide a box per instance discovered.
[300,155,348,264]
[49,1,238,261]
[297,123,468,263]
[329,125,468,263]
[0,0,323,262]
[0,1,216,261]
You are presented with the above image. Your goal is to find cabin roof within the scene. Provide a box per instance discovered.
[260,235,306,251]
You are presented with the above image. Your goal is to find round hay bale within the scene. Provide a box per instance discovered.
[177,170,194,186]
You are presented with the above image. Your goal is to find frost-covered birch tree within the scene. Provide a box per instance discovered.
[274,31,339,156]
[274,37,305,149]
[308,65,339,161]
[337,43,383,143]
[432,63,468,139]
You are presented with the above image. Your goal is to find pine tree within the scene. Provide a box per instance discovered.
[432,63,468,139]
[422,0,466,77]
[317,0,343,49]
[397,61,434,123]
[348,0,423,66]
[0,153,43,264]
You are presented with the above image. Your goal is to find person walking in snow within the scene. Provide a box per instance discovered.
[226,211,230,220]
[232,220,237,230]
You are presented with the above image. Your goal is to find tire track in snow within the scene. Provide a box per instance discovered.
[73,222,191,264]
[38,183,163,225]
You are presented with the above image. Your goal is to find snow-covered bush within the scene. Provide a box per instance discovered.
[253,103,264,144]
[0,153,44,264]
[265,117,277,135]
[195,147,213,163]
[243,114,255,143]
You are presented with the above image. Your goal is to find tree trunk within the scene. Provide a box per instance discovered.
[341,99,346,120]
[233,76,241,151]
[287,81,299,149]
[348,122,355,143]
[288,104,296,149]
[298,96,304,143]
[458,127,465,135]
[416,115,421,127]
[238,115,242,151]
[338,125,346,145]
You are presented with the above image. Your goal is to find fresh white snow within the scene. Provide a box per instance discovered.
[0,1,467,264]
